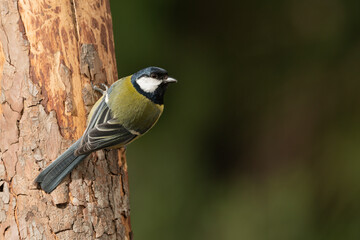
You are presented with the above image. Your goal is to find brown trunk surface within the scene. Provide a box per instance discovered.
[0,0,132,239]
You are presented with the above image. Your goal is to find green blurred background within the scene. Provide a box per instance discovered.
[110,0,360,239]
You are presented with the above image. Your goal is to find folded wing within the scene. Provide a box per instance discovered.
[75,98,137,156]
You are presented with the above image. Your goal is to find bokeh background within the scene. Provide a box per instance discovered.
[110,1,360,239]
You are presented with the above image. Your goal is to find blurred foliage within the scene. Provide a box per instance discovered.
[110,0,360,239]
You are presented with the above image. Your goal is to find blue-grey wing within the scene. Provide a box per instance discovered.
[75,98,137,156]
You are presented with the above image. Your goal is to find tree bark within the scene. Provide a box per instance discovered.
[0,0,132,239]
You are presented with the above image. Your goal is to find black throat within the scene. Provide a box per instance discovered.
[132,80,167,105]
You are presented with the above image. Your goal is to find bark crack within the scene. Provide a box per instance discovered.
[0,20,13,66]
[0,158,8,181]
[47,216,60,240]
[5,100,18,113]
[70,0,80,42]
[9,181,20,239]
[54,222,73,235]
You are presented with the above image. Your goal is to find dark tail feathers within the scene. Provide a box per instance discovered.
[35,139,89,193]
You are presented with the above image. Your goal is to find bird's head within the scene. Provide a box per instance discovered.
[131,67,177,104]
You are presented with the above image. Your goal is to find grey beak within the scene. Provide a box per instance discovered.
[164,77,177,83]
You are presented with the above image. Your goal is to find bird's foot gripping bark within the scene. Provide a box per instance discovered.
[92,83,109,95]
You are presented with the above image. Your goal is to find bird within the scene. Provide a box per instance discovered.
[35,66,177,193]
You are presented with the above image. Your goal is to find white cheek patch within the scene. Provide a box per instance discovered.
[136,77,162,93]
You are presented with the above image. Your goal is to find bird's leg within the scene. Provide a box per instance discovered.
[92,82,109,96]
[92,85,104,94]
[101,83,109,92]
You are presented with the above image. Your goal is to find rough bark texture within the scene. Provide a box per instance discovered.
[0,0,132,239]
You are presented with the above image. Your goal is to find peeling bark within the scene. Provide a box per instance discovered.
[0,1,132,239]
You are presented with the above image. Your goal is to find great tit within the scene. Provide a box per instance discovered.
[35,66,177,193]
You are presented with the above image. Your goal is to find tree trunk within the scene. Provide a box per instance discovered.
[0,0,132,239]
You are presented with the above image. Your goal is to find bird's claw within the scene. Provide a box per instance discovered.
[100,83,109,92]
[92,82,109,95]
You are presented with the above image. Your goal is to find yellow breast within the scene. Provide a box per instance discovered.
[108,76,164,134]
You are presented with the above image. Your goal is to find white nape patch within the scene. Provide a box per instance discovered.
[136,76,162,93]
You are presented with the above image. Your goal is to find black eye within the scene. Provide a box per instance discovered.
[150,73,158,79]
